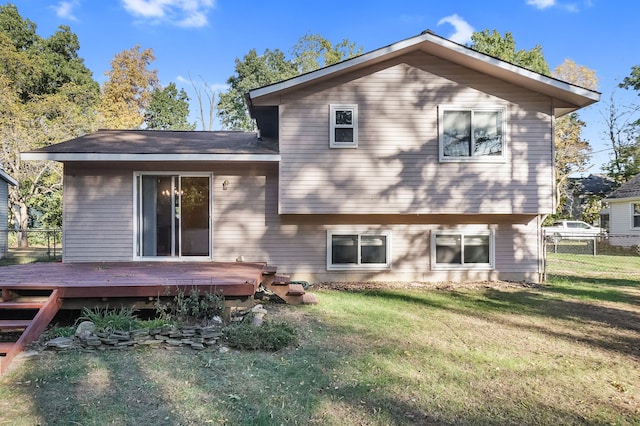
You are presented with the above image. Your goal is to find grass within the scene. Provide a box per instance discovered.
[1,253,639,425]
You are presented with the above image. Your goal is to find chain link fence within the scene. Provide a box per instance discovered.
[1,229,62,263]
[543,232,640,281]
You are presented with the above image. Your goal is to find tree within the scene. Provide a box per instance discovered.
[603,65,640,183]
[217,48,296,131]
[291,33,362,74]
[189,76,216,131]
[217,34,362,131]
[144,82,195,130]
[0,4,99,246]
[601,90,640,184]
[551,59,598,219]
[99,45,159,129]
[469,30,550,75]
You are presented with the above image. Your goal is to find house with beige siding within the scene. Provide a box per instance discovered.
[22,31,599,283]
[0,168,18,259]
[604,174,640,247]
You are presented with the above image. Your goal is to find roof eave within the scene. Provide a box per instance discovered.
[0,169,17,186]
[20,152,281,162]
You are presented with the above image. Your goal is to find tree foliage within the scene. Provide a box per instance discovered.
[469,30,550,75]
[217,34,362,131]
[0,4,99,244]
[144,82,195,130]
[551,59,598,218]
[99,45,159,129]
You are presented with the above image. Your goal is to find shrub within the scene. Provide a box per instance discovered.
[156,287,225,325]
[223,320,297,351]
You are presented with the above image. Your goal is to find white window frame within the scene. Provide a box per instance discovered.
[431,229,495,270]
[632,202,640,229]
[326,230,391,271]
[438,105,507,162]
[329,104,358,148]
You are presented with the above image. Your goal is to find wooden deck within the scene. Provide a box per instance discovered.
[0,261,268,300]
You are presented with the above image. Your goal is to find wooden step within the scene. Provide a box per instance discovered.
[0,320,31,330]
[0,342,14,354]
[286,284,305,296]
[302,293,319,304]
[0,300,45,309]
[274,274,291,285]
[262,265,277,275]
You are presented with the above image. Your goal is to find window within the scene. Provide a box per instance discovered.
[633,203,640,228]
[330,104,358,148]
[431,230,494,269]
[439,106,506,161]
[327,231,391,270]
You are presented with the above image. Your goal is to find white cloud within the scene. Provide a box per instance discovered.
[437,14,474,44]
[176,76,228,93]
[52,0,79,21]
[121,0,215,27]
[526,0,556,9]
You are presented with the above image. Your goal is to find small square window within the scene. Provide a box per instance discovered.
[432,230,494,270]
[327,231,390,270]
[439,106,506,162]
[330,104,358,148]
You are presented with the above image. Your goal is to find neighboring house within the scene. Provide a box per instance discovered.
[604,174,640,247]
[22,31,599,283]
[0,168,18,259]
[566,174,616,225]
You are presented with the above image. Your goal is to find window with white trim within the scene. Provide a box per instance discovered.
[327,231,390,270]
[439,106,506,161]
[431,230,494,269]
[330,104,358,148]
[633,203,640,228]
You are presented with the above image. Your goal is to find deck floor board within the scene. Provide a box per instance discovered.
[0,262,267,298]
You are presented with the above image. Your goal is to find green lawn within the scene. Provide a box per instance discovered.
[1,254,639,425]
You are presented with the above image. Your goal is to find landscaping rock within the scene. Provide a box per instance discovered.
[75,321,96,339]
[46,337,76,350]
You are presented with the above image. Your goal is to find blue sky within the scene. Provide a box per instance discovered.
[11,0,640,173]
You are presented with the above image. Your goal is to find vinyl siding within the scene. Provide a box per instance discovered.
[63,166,134,262]
[62,162,542,282]
[608,199,640,246]
[274,52,554,215]
[263,215,542,283]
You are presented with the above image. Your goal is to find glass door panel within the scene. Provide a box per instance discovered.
[138,174,210,258]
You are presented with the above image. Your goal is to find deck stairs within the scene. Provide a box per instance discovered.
[261,267,318,305]
[0,288,62,374]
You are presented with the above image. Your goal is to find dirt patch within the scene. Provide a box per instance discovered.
[313,280,544,292]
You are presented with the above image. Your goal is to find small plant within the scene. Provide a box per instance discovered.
[79,306,141,332]
[157,287,225,325]
[223,320,297,351]
[41,325,76,340]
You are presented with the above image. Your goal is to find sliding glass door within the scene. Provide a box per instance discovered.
[136,174,211,259]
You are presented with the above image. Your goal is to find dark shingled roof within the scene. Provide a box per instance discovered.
[606,174,640,200]
[25,130,278,155]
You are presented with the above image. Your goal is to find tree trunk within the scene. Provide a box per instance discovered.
[14,202,29,248]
